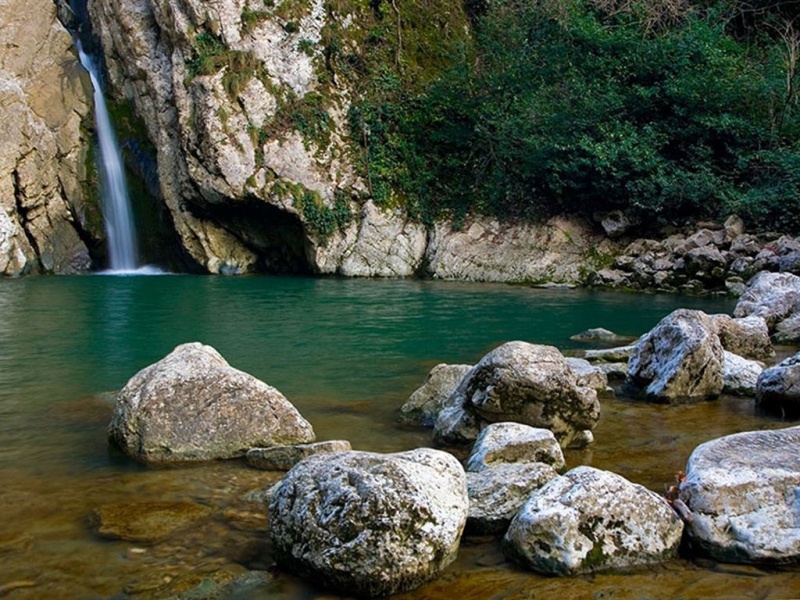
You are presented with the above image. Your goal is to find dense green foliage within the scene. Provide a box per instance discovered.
[349,0,800,232]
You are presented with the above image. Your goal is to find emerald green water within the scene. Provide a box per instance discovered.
[0,275,797,598]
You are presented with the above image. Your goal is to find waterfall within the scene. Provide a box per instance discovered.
[76,41,140,272]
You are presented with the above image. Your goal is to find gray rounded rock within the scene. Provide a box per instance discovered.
[627,309,723,401]
[722,351,763,397]
[268,448,468,597]
[710,314,774,361]
[504,466,683,575]
[435,342,599,449]
[109,343,315,463]
[680,426,800,563]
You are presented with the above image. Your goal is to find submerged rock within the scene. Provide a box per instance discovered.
[756,353,800,416]
[109,343,315,463]
[569,328,634,344]
[90,501,212,544]
[504,466,683,575]
[680,426,800,563]
[434,342,599,449]
[268,448,468,597]
[399,363,471,427]
[246,440,351,471]
[626,309,723,401]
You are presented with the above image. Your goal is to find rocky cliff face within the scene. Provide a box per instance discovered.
[87,0,612,281]
[0,0,100,275]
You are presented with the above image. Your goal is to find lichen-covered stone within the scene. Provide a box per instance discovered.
[465,422,565,472]
[504,466,683,575]
[109,343,315,463]
[626,309,724,401]
[679,426,800,563]
[268,448,468,597]
[399,363,471,427]
[434,342,600,449]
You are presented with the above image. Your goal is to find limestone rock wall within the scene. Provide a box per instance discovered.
[0,0,99,275]
[87,0,612,280]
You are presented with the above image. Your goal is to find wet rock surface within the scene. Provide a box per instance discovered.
[245,440,351,471]
[89,501,213,544]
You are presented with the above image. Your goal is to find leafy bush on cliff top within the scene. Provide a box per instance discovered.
[349,0,800,233]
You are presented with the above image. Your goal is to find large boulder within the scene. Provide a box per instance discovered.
[756,353,800,416]
[109,343,315,463]
[434,342,600,449]
[465,422,565,472]
[626,309,724,401]
[503,466,683,575]
[398,363,471,427]
[733,272,800,330]
[268,448,468,597]
[679,427,800,563]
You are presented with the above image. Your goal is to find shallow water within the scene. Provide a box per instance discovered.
[0,275,797,599]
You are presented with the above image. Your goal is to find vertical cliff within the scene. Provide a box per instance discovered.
[0,0,100,275]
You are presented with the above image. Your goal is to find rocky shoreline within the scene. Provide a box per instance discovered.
[94,270,800,597]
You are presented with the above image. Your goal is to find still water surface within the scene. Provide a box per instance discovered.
[0,275,797,598]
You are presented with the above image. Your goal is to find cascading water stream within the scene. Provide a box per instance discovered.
[76,41,140,272]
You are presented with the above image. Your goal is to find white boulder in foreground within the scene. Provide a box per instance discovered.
[109,343,315,463]
[503,466,683,575]
[268,449,468,597]
[680,426,800,564]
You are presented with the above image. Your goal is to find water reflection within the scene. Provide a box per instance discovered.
[1,276,796,598]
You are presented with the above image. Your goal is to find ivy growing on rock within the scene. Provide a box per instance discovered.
[348,0,800,233]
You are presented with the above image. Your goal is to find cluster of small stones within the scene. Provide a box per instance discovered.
[588,215,800,295]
